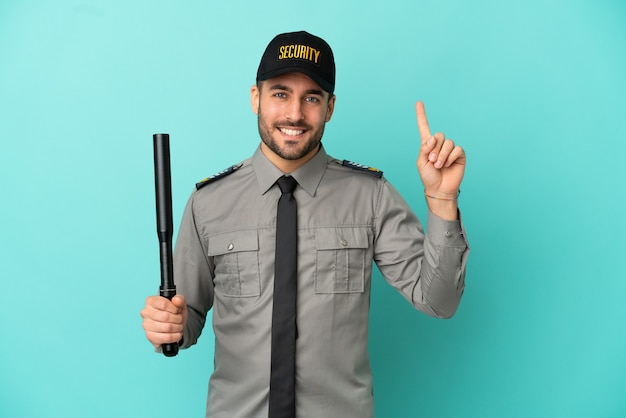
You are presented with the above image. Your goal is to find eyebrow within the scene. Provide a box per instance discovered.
[268,83,325,97]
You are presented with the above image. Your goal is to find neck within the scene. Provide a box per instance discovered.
[260,143,320,173]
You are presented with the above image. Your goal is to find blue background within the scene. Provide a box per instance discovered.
[1,1,625,417]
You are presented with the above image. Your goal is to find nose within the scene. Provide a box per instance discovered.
[285,99,304,122]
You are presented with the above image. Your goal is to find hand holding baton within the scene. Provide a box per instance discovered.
[153,133,179,357]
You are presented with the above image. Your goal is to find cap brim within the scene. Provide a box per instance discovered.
[258,67,334,94]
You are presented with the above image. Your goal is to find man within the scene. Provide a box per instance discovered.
[141,31,469,418]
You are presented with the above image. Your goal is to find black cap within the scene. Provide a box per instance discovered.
[256,31,335,94]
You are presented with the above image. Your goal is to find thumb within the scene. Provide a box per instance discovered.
[417,136,435,167]
[171,294,186,310]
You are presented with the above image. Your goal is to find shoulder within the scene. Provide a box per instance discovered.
[330,158,384,178]
[195,161,246,190]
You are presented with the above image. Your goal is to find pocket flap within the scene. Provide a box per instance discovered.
[208,230,259,256]
[315,227,369,250]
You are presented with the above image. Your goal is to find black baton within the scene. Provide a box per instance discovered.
[153,133,179,357]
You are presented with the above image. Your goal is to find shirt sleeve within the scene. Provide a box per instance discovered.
[173,191,215,348]
[373,179,469,318]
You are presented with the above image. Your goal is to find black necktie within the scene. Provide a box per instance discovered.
[269,175,298,418]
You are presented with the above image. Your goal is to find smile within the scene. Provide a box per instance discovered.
[278,127,306,136]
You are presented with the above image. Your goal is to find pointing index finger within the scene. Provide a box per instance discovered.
[415,101,431,143]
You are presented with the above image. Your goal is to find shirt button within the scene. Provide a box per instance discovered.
[227,243,234,251]
[340,239,348,246]
[445,231,452,238]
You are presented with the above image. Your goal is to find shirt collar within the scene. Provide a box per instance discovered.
[252,144,328,197]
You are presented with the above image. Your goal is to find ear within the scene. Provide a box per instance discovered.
[325,94,336,122]
[250,85,260,115]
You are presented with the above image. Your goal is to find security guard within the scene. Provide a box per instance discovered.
[141,31,469,418]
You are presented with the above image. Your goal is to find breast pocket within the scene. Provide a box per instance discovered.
[208,230,260,297]
[314,227,370,294]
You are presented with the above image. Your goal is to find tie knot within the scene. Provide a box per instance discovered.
[277,175,298,194]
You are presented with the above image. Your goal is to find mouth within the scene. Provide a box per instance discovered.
[278,127,306,137]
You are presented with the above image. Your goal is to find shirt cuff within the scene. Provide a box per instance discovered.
[426,209,468,247]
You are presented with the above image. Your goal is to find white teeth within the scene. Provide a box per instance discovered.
[280,128,304,136]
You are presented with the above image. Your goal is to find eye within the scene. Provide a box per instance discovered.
[273,92,287,98]
[305,96,320,103]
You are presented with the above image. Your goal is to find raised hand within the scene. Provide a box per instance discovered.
[416,102,466,195]
[415,101,466,219]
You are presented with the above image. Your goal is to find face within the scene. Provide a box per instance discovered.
[251,72,335,170]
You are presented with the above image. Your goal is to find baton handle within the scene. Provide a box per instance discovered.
[153,133,179,357]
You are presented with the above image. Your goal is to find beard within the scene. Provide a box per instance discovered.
[257,107,325,161]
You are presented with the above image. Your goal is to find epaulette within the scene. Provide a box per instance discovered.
[195,163,243,190]
[340,160,383,178]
